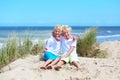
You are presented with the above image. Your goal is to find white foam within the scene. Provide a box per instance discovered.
[97,34,120,39]
[107,30,112,33]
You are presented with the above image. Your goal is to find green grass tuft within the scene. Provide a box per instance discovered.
[77,27,108,58]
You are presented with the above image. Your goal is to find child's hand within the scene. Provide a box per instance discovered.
[73,36,78,41]
[43,48,47,53]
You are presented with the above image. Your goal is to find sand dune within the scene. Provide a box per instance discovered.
[0,41,120,80]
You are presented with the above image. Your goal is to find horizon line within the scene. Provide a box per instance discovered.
[0,25,120,27]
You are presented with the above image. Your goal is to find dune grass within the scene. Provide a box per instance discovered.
[31,42,45,55]
[18,38,33,58]
[0,34,18,69]
[0,32,44,70]
[77,27,107,58]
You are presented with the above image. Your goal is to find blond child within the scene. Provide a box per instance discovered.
[55,25,80,70]
[40,25,62,69]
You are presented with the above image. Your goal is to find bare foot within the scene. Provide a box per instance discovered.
[40,66,46,70]
[76,67,81,71]
[46,66,52,69]
[54,66,61,71]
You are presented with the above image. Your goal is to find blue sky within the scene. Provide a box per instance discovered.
[0,0,120,26]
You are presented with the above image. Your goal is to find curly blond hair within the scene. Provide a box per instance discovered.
[62,25,72,33]
[53,24,63,33]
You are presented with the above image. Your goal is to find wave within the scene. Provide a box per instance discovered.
[97,34,120,42]
[97,34,120,38]
[106,30,112,33]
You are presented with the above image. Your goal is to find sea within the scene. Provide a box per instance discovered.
[0,26,120,48]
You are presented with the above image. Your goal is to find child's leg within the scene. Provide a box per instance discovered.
[47,58,60,69]
[72,61,80,69]
[40,60,52,69]
[70,53,80,69]
[54,60,65,71]
[55,57,69,71]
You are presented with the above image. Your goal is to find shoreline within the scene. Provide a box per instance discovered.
[0,40,120,80]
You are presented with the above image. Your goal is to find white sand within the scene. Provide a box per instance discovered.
[0,41,120,80]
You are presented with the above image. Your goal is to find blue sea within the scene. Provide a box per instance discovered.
[0,26,120,48]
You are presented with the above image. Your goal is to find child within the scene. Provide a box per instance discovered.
[55,25,80,71]
[40,25,62,69]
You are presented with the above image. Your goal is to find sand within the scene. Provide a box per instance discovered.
[0,41,120,80]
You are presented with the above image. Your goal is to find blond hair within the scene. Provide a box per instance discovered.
[62,25,72,33]
[53,24,63,33]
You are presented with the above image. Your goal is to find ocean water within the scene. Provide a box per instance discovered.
[0,26,120,48]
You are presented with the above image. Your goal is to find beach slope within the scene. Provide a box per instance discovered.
[0,41,120,80]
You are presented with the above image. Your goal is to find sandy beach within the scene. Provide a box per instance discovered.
[0,41,120,80]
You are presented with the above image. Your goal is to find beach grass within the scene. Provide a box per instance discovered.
[31,42,45,55]
[18,38,33,58]
[77,27,107,58]
[0,34,18,69]
[0,32,44,69]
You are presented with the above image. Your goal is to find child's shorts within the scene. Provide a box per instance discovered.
[44,51,60,61]
[61,53,79,63]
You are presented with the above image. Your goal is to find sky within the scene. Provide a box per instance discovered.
[0,0,120,26]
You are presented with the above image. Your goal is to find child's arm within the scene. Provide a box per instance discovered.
[61,46,75,58]
[73,36,78,41]
[42,39,50,53]
[43,48,47,53]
